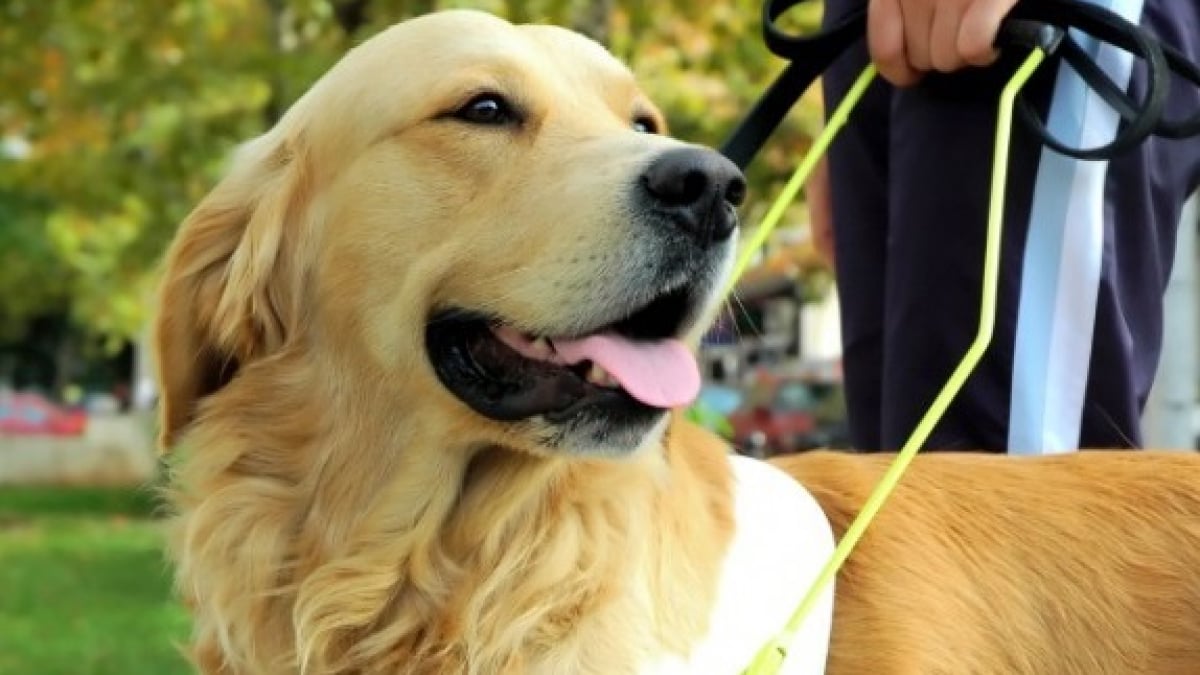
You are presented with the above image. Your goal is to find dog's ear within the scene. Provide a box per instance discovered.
[153,130,313,451]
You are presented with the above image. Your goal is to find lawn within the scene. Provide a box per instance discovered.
[0,485,191,675]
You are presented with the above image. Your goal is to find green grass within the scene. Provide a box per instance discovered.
[0,485,191,675]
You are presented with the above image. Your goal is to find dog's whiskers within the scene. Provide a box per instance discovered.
[728,291,762,340]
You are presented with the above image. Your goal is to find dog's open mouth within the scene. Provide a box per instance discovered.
[425,285,701,423]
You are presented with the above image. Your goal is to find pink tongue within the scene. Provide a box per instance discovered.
[553,334,701,409]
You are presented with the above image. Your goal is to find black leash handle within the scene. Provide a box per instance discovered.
[1009,0,1167,160]
[720,0,862,170]
[1140,40,1200,138]
[721,0,1200,169]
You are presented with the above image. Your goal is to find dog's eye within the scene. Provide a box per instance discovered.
[454,94,519,126]
[632,115,658,134]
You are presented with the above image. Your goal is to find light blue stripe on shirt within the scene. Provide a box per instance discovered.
[1007,0,1146,454]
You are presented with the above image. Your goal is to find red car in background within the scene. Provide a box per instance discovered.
[0,392,88,436]
[729,369,848,457]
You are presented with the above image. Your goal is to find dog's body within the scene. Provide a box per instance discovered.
[781,451,1200,674]
[155,10,1200,674]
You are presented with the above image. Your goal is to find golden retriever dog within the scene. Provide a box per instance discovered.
[154,9,1200,675]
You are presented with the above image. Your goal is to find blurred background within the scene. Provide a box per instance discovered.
[2,1,1197,673]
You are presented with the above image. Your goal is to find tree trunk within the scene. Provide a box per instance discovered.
[53,330,79,401]
[263,0,287,126]
[572,0,614,46]
[332,0,371,34]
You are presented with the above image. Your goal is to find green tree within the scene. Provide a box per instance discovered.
[0,0,824,349]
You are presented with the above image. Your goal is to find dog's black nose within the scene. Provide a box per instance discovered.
[641,147,746,245]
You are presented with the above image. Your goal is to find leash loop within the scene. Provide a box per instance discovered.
[1007,0,1168,159]
[721,0,1200,169]
[720,0,862,170]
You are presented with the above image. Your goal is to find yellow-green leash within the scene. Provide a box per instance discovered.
[726,63,878,293]
[735,48,1049,675]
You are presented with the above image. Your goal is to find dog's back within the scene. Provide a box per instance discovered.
[772,451,1200,674]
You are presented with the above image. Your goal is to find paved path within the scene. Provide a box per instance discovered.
[0,414,158,485]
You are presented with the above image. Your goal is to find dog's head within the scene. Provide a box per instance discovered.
[155,9,744,459]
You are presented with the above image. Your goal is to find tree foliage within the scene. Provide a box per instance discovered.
[0,0,824,346]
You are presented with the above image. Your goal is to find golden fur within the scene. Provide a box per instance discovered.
[776,451,1200,674]
[156,11,733,674]
[155,9,1200,675]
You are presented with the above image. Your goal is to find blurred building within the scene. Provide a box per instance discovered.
[700,232,840,386]
[1144,194,1200,449]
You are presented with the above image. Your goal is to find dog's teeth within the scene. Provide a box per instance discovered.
[586,364,619,388]
[529,337,552,358]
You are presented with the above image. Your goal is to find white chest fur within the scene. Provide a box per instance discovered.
[642,455,836,674]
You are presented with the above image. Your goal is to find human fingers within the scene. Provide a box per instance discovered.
[958,0,1019,67]
[807,156,835,269]
[869,0,925,86]
[929,2,970,72]
[901,0,937,74]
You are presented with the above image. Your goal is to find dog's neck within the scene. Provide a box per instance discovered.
[171,352,734,674]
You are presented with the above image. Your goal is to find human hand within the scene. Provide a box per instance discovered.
[807,156,835,269]
[867,0,1020,86]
